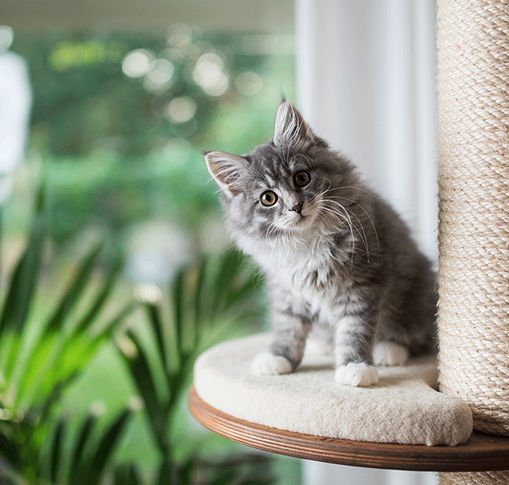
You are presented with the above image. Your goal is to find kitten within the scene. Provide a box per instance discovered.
[204,101,436,387]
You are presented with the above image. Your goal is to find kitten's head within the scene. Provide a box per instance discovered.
[204,101,356,250]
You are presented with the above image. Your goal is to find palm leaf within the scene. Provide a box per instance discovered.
[10,333,57,408]
[87,302,136,342]
[171,267,185,362]
[12,219,45,333]
[114,462,142,485]
[45,240,104,332]
[191,257,207,347]
[0,423,20,471]
[0,185,46,336]
[144,302,169,374]
[72,254,122,334]
[76,409,131,485]
[37,373,79,425]
[210,249,244,317]
[16,242,108,405]
[47,417,66,484]
[4,253,122,406]
[116,331,161,434]
[68,413,97,484]
[0,220,45,337]
[0,253,24,336]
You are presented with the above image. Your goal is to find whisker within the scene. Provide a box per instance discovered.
[333,203,370,261]
[336,196,381,252]
[320,203,356,263]
[320,197,374,259]
[322,199,374,261]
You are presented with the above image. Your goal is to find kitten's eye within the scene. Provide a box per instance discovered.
[293,170,311,187]
[260,190,278,206]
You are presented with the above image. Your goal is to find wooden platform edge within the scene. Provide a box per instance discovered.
[188,386,509,472]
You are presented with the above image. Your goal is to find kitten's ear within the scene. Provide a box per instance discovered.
[204,151,248,197]
[273,100,315,149]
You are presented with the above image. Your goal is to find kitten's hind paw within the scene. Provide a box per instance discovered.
[251,351,292,376]
[334,363,378,387]
[373,342,409,366]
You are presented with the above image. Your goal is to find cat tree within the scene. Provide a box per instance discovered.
[189,0,508,482]
[436,0,508,482]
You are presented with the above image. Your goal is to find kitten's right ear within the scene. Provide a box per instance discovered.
[204,151,248,197]
[274,100,315,150]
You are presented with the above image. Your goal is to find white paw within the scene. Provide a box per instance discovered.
[250,351,292,376]
[334,363,378,387]
[373,342,409,366]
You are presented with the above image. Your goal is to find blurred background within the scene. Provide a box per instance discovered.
[0,0,439,484]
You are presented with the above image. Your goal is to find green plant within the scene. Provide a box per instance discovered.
[116,249,270,485]
[0,187,278,484]
[0,405,132,485]
[0,187,134,484]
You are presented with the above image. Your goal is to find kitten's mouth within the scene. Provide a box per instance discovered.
[273,210,315,232]
[291,212,314,229]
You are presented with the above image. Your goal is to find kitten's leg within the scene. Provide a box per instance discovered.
[333,309,378,387]
[373,341,409,366]
[251,301,311,376]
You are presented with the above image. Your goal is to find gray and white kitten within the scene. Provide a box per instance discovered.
[204,101,436,387]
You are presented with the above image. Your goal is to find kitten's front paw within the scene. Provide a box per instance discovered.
[334,363,378,387]
[251,351,292,376]
[373,342,409,366]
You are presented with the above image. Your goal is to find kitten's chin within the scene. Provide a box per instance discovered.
[289,216,319,234]
[294,216,314,230]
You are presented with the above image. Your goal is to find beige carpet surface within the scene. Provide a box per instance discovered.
[194,333,473,446]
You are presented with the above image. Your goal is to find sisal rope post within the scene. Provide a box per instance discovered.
[439,472,509,485]
[436,0,508,483]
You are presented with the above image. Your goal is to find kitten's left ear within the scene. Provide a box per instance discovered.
[204,150,248,197]
[273,100,315,150]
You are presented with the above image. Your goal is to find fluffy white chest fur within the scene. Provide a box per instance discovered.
[236,231,342,320]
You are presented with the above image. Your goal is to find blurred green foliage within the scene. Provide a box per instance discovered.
[116,249,266,484]
[0,188,299,484]
[0,188,134,485]
[10,29,295,246]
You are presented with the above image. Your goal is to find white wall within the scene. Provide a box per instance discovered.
[297,0,438,262]
[296,0,439,483]
[303,462,438,485]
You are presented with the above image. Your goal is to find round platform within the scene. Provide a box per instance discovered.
[189,387,509,472]
[193,334,473,447]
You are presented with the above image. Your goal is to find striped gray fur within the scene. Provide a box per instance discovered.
[204,101,436,387]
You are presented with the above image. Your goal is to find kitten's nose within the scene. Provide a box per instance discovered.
[290,202,303,214]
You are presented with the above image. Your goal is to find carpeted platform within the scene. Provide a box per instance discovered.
[194,333,473,446]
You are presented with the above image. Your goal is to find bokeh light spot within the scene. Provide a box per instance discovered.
[122,49,154,78]
[166,24,193,48]
[192,52,229,96]
[143,58,174,92]
[164,96,197,124]
[234,71,263,96]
